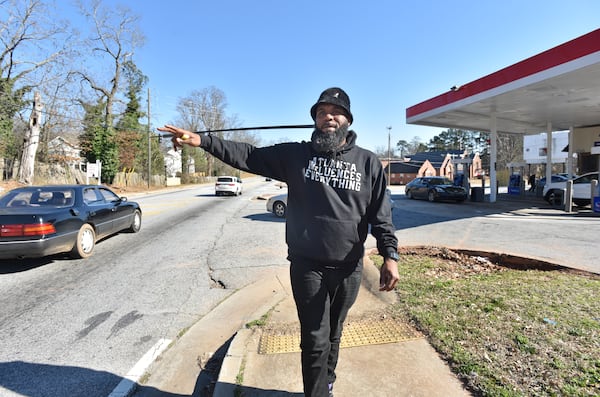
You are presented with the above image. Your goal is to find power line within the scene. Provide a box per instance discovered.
[191,124,313,135]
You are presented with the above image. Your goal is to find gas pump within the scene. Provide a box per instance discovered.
[507,163,527,195]
[591,144,600,212]
[508,173,522,195]
[593,180,600,213]
[452,158,472,199]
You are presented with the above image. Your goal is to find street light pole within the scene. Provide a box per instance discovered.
[147,88,151,189]
[387,126,392,184]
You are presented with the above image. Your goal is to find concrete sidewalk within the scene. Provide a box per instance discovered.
[213,261,472,397]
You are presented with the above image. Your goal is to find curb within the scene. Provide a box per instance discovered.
[212,269,291,396]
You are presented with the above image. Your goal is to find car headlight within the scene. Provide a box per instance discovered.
[435,187,444,192]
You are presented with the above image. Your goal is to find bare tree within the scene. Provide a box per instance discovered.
[76,0,144,128]
[35,71,85,162]
[0,0,72,178]
[175,86,242,177]
[74,0,145,182]
[373,145,396,158]
[496,132,523,168]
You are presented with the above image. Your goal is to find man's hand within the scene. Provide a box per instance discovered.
[379,258,400,291]
[157,125,201,150]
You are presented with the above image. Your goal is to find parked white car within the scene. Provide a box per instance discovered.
[543,172,599,206]
[215,176,243,196]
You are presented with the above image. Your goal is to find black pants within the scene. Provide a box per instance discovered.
[290,257,363,397]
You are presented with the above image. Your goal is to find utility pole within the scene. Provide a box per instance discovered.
[387,126,392,184]
[147,88,151,189]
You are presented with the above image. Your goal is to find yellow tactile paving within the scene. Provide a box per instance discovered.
[258,318,422,355]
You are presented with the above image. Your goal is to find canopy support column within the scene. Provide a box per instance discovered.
[489,114,497,203]
[567,126,575,177]
[545,123,553,192]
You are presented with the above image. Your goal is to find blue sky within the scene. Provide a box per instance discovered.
[69,0,600,152]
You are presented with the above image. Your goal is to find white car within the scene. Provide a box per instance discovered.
[543,172,599,206]
[215,176,243,196]
[266,193,287,218]
[266,189,395,218]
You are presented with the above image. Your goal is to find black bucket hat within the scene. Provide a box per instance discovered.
[310,87,353,124]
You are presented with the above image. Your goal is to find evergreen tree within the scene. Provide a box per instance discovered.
[428,128,489,154]
[78,98,118,183]
[79,99,106,164]
[116,61,146,174]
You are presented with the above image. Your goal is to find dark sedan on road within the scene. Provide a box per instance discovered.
[405,176,468,202]
[0,184,141,259]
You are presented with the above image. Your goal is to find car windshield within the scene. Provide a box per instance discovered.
[0,188,75,207]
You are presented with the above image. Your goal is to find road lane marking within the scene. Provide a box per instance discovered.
[107,338,172,397]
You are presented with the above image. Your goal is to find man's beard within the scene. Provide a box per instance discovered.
[311,124,348,153]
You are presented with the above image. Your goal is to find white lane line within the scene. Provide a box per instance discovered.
[108,338,172,397]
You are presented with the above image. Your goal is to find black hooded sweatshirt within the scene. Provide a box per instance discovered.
[200,130,398,266]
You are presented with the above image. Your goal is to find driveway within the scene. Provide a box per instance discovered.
[378,186,599,274]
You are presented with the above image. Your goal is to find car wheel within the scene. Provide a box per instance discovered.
[71,224,96,259]
[406,190,413,199]
[273,201,286,218]
[127,210,142,233]
[428,190,436,202]
[547,190,562,205]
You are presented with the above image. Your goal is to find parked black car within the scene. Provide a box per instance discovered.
[405,176,467,202]
[0,184,142,259]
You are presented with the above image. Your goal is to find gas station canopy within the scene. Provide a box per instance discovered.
[406,29,600,134]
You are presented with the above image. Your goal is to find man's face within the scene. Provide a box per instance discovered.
[311,103,351,153]
[315,103,350,133]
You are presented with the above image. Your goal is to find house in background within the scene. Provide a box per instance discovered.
[383,161,422,185]
[164,149,183,177]
[47,137,83,169]
[382,150,482,185]
[164,149,196,176]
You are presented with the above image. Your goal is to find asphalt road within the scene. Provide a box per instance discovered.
[0,177,288,397]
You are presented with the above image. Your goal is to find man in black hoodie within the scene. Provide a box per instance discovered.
[158,87,399,397]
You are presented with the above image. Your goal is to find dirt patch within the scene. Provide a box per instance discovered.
[397,246,507,279]
[397,245,597,278]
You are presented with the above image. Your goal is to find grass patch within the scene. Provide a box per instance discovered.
[234,356,247,397]
[245,308,273,329]
[371,249,600,397]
